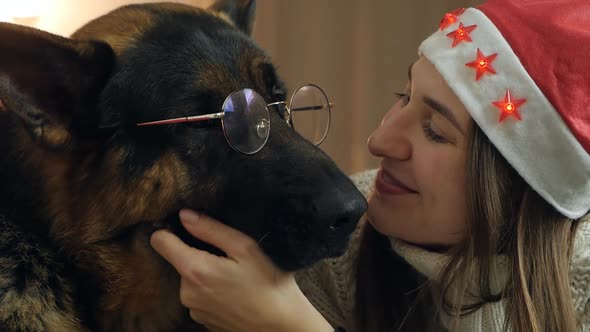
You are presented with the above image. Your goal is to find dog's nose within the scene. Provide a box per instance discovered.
[314,188,368,235]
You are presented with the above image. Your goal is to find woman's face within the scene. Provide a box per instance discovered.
[367,57,473,247]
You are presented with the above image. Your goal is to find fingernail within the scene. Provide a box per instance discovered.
[180,209,199,224]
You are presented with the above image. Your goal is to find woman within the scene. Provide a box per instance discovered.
[151,0,590,331]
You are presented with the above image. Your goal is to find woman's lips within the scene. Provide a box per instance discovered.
[375,168,417,196]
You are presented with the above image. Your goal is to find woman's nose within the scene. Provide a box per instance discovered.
[367,106,412,160]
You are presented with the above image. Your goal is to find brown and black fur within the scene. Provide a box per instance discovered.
[0,1,367,331]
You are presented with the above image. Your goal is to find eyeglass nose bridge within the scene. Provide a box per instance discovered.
[267,101,292,126]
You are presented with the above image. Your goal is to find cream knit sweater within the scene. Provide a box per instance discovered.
[295,169,590,331]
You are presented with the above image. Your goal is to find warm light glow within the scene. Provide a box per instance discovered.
[447,23,477,47]
[0,1,214,34]
[0,0,49,24]
[492,90,527,122]
[439,8,465,31]
[465,48,498,80]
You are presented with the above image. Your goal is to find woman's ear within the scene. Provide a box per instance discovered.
[0,22,116,149]
[209,0,256,36]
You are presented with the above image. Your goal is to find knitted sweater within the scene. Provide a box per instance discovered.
[295,169,590,331]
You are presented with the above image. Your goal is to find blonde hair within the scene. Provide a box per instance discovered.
[354,125,584,332]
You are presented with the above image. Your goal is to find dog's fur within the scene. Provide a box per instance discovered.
[0,1,367,331]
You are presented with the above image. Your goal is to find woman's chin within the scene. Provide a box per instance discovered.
[366,205,407,240]
[366,208,460,250]
[366,196,414,239]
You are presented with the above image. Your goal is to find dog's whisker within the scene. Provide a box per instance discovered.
[257,231,271,245]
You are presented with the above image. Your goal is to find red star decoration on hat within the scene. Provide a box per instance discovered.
[492,90,527,122]
[447,23,477,47]
[439,8,466,31]
[465,48,498,80]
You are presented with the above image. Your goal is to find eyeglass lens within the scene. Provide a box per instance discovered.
[289,84,331,145]
[222,89,270,154]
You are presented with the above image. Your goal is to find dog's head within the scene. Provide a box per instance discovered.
[0,1,367,271]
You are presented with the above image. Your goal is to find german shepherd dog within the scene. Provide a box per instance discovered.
[0,0,367,331]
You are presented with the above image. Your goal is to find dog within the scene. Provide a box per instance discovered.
[0,1,367,331]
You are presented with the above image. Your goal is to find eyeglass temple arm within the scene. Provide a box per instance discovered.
[267,102,336,112]
[136,112,225,126]
[290,102,335,112]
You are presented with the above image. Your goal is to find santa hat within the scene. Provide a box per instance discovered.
[419,0,590,219]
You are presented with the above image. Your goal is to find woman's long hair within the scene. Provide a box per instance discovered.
[354,125,583,332]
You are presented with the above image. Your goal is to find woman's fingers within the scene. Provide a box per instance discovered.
[179,209,258,258]
[150,229,220,279]
[150,210,311,332]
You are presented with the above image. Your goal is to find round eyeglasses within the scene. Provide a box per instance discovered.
[136,84,333,155]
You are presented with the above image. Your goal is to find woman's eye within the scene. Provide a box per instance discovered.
[422,120,447,143]
[393,92,447,144]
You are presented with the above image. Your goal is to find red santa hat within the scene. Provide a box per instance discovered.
[419,0,590,219]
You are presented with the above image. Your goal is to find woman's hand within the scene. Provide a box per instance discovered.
[150,209,334,332]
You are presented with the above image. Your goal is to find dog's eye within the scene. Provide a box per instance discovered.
[272,85,286,101]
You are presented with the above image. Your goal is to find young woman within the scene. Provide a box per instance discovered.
[151,0,590,331]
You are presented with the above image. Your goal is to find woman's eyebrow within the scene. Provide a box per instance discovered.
[423,96,465,135]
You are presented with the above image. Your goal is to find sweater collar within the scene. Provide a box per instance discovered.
[388,237,509,295]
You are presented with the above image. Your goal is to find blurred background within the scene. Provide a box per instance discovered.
[1,0,483,174]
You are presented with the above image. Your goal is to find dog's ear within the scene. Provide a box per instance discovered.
[0,22,116,149]
[209,0,256,35]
